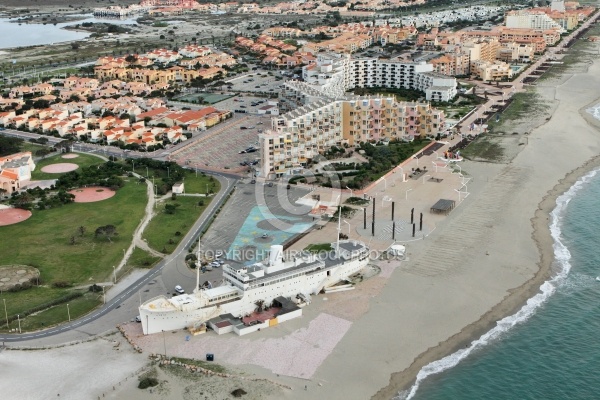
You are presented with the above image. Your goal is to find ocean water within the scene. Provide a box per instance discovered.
[400,169,600,400]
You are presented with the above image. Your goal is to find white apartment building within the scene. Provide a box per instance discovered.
[506,10,565,33]
[302,53,457,101]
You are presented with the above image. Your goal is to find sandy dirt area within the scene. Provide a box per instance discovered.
[61,153,79,159]
[0,207,32,226]
[69,186,115,203]
[0,334,147,400]
[40,162,79,173]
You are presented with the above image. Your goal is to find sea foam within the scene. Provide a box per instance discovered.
[395,169,599,400]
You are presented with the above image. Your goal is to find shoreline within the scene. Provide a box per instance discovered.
[373,57,600,400]
[373,152,600,400]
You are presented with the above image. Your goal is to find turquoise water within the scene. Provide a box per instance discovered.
[401,169,600,400]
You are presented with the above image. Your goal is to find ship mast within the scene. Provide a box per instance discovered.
[336,204,341,256]
[196,236,201,292]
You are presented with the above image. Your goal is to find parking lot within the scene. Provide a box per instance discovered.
[172,114,271,170]
[213,94,277,115]
[225,71,283,95]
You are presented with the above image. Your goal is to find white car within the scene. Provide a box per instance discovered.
[174,285,185,294]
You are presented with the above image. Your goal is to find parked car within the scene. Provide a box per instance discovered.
[175,285,185,294]
[135,315,141,322]
[240,126,247,130]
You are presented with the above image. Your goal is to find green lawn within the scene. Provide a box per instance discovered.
[181,170,220,194]
[20,141,49,154]
[1,286,70,322]
[0,181,147,285]
[31,152,105,180]
[143,196,212,254]
[15,294,102,332]
[127,247,161,269]
[305,243,333,253]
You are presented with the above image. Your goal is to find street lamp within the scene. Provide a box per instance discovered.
[422,174,430,184]
[3,298,8,329]
[413,155,419,167]
[343,220,351,237]
[396,166,405,183]
[405,188,413,200]
[167,167,170,178]
[381,176,387,192]
[162,330,167,357]
[346,186,353,199]
[67,303,71,322]
[113,266,116,283]
[146,166,149,178]
[17,314,21,333]
[455,188,463,202]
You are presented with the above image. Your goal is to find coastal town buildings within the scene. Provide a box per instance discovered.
[0,152,35,195]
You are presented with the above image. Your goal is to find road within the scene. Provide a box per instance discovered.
[0,169,237,343]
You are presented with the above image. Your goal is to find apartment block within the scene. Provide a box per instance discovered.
[506,10,565,33]
[260,97,444,178]
[301,53,457,102]
[471,60,514,81]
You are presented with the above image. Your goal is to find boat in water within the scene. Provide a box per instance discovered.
[139,240,370,335]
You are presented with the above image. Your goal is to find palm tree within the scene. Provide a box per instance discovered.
[255,299,265,313]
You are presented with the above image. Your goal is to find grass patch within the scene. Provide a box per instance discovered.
[17,293,101,332]
[143,196,212,254]
[345,196,369,205]
[181,171,220,194]
[127,247,162,269]
[0,181,146,331]
[0,181,146,285]
[31,152,105,180]
[20,141,49,154]
[304,243,333,253]
[487,89,550,133]
[168,356,227,374]
[461,135,505,162]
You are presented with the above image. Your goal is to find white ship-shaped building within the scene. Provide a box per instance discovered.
[139,240,369,335]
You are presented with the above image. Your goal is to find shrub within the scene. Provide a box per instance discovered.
[138,377,159,389]
[231,388,247,398]
[89,284,103,293]
[52,280,72,288]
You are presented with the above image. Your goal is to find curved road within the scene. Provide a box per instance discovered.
[0,169,238,343]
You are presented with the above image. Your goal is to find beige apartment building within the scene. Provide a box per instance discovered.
[259,97,444,178]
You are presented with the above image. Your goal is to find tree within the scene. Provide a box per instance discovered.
[95,225,118,242]
[0,135,24,156]
[125,54,138,64]
[164,203,180,214]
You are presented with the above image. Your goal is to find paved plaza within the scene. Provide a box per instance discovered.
[201,182,313,263]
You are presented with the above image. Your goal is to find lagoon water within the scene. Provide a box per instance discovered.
[400,169,600,399]
[0,15,138,49]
